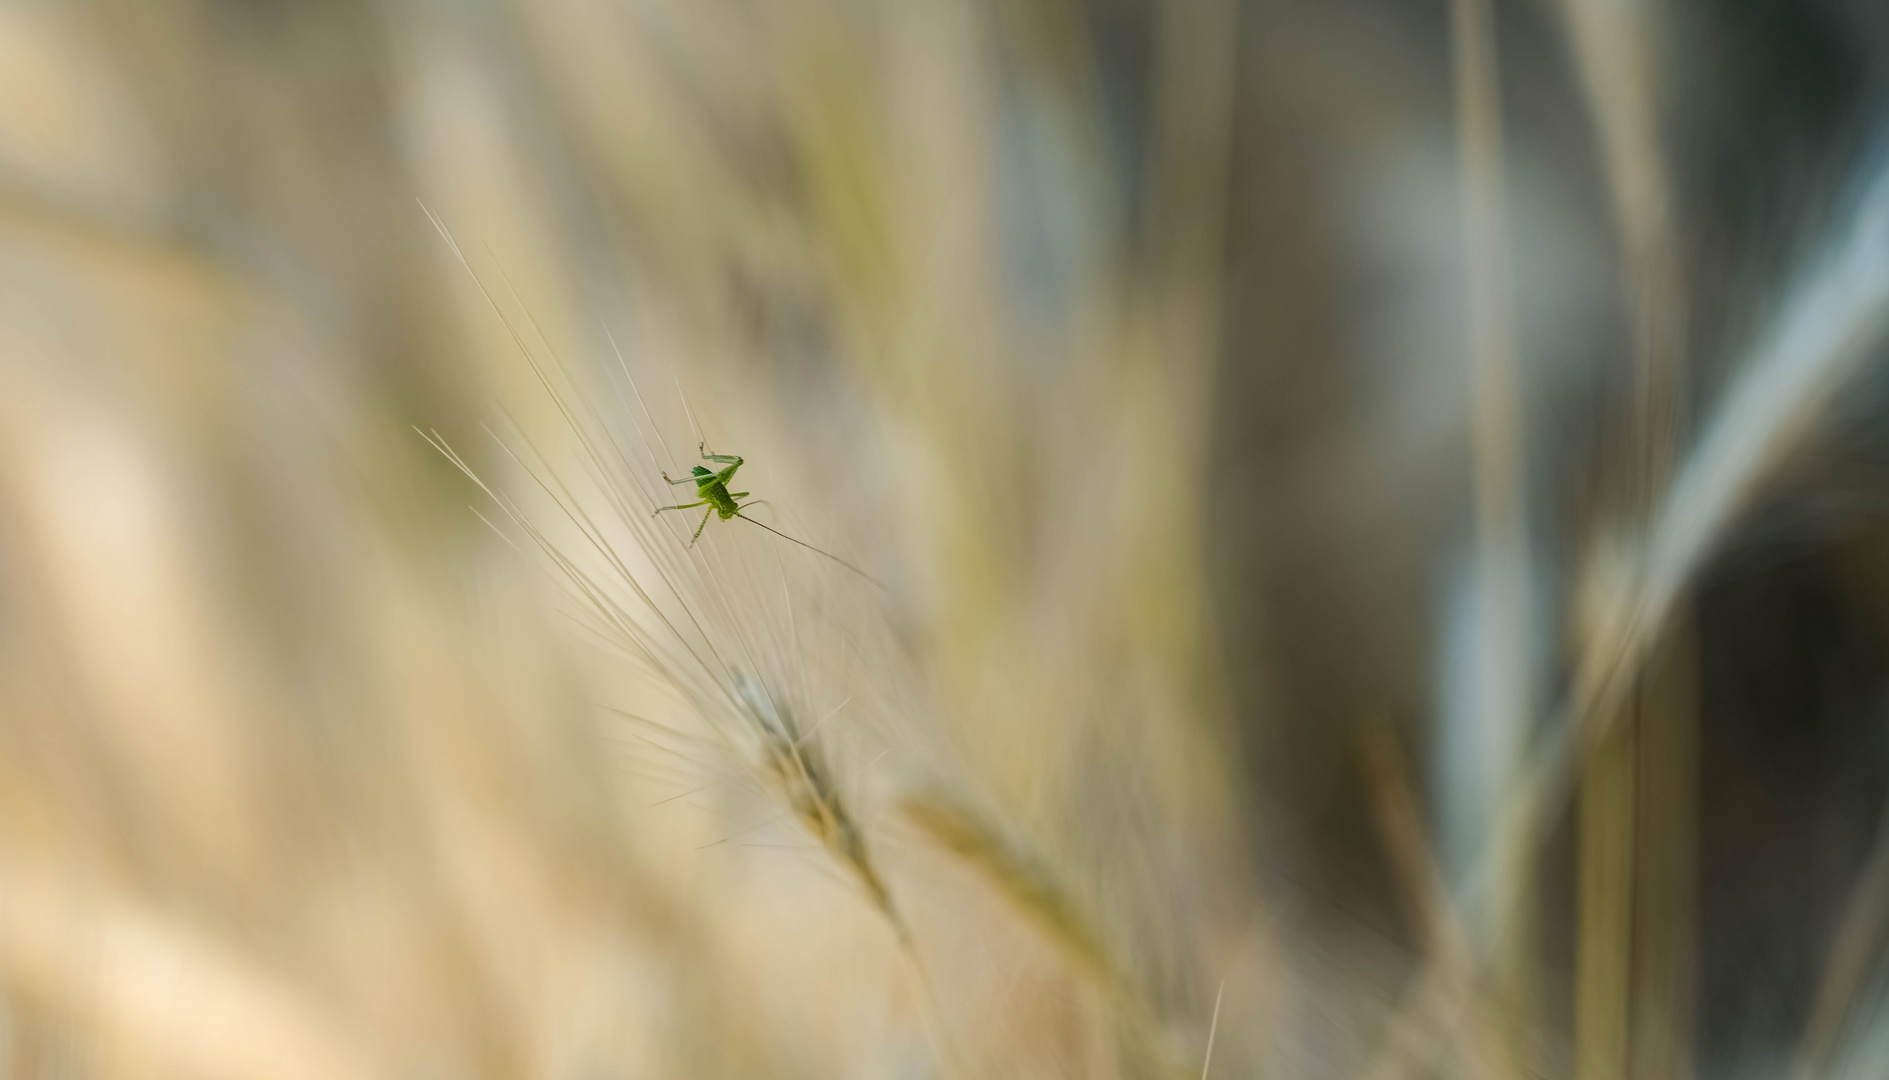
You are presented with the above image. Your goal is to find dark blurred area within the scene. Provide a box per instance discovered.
[1209,1,1889,1076]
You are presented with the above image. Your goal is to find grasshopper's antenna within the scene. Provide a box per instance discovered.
[734,512,886,590]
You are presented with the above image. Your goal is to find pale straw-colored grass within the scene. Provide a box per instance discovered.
[7,1,1889,1077]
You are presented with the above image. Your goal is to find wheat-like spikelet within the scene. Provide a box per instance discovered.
[900,783,1211,1077]
[732,667,903,933]
[901,786,1118,987]
[414,208,912,954]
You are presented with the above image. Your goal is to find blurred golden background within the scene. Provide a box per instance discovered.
[3,0,1889,1077]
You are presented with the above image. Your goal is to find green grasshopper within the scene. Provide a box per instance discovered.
[654,443,883,587]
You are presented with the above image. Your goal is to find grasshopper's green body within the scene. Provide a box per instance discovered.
[691,465,745,518]
[655,448,749,543]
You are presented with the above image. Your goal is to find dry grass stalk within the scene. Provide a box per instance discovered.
[1549,14,1684,1069]
[1789,801,1889,1080]
[1576,721,1635,1080]
[1357,729,1501,1080]
[1556,0,1685,500]
[1630,626,1700,1080]
[1449,0,1538,1069]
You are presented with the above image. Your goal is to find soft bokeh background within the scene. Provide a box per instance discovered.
[4,0,1889,1077]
